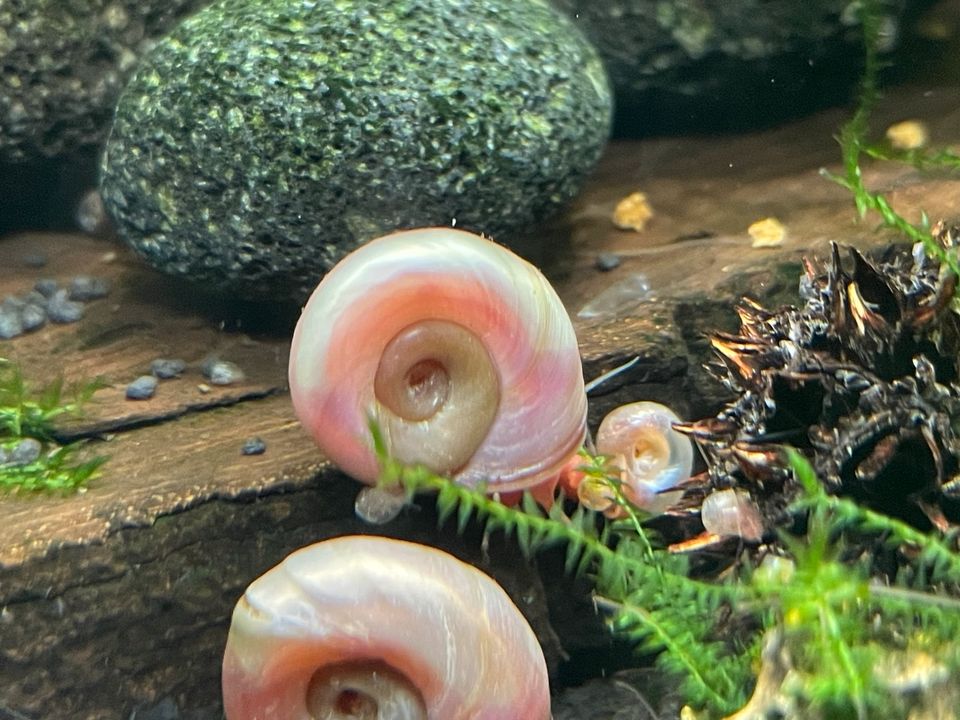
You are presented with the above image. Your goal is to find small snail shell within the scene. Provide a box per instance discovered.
[593,401,693,513]
[700,488,764,542]
[221,535,551,720]
[289,227,587,494]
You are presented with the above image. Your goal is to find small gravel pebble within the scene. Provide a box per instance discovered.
[241,437,267,455]
[150,358,187,379]
[21,253,47,268]
[34,279,58,298]
[595,252,622,272]
[68,275,111,301]
[76,189,108,235]
[47,289,85,323]
[23,290,47,306]
[201,358,245,386]
[2,295,25,312]
[8,438,42,465]
[126,375,159,400]
[128,696,179,720]
[20,303,47,332]
[0,309,23,339]
[197,383,211,394]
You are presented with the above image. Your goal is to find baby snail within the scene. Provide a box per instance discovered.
[222,535,551,720]
[289,228,587,519]
[700,488,765,542]
[570,401,694,517]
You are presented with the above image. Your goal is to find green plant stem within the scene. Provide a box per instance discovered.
[595,595,736,712]
[822,2,960,278]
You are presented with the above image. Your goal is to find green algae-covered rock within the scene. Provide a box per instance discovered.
[100,0,612,302]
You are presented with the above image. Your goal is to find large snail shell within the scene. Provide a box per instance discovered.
[289,227,587,493]
[221,535,551,720]
[595,401,693,513]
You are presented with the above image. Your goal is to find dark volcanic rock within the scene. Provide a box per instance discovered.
[0,0,208,163]
[99,0,613,302]
[553,0,926,135]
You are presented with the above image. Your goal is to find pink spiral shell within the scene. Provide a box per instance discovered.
[289,227,587,494]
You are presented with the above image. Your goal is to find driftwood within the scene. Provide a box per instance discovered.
[1,83,959,718]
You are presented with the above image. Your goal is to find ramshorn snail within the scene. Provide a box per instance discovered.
[591,401,694,514]
[222,535,551,719]
[289,228,587,497]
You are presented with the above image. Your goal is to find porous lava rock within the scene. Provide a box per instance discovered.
[0,0,207,163]
[100,0,612,302]
[552,0,926,134]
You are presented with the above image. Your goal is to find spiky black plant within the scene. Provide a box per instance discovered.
[681,225,960,532]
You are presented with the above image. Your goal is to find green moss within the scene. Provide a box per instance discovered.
[0,358,106,493]
[371,422,960,718]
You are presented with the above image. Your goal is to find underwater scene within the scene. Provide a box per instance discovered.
[2,0,960,718]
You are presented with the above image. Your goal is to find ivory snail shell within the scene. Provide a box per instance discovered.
[289,227,587,494]
[221,535,551,720]
[592,401,693,513]
[700,488,764,542]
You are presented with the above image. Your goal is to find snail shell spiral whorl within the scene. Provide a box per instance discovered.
[596,401,694,512]
[289,227,587,494]
[221,535,551,720]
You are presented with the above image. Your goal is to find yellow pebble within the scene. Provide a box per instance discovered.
[886,120,929,150]
[612,191,654,232]
[748,217,787,248]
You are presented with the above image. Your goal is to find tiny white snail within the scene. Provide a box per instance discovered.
[289,227,587,497]
[700,488,764,542]
[221,535,551,720]
[591,401,693,514]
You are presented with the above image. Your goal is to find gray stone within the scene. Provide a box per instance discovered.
[0,308,23,339]
[33,279,58,298]
[126,375,158,400]
[20,253,48,268]
[20,303,47,332]
[553,0,917,133]
[0,0,211,163]
[46,289,85,323]
[99,0,612,302]
[68,275,111,301]
[150,358,186,379]
[23,290,48,307]
[129,696,180,720]
[240,437,266,456]
[201,359,244,386]
[595,252,622,272]
[8,438,42,466]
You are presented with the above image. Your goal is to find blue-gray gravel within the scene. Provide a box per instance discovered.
[595,252,622,272]
[126,375,159,400]
[150,358,187,379]
[7,438,42,466]
[201,359,245,386]
[34,279,58,298]
[68,275,111,301]
[0,310,23,339]
[241,437,266,455]
[47,289,85,323]
[20,303,47,332]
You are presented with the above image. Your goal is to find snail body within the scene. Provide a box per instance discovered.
[289,227,587,494]
[593,401,693,513]
[221,535,551,720]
